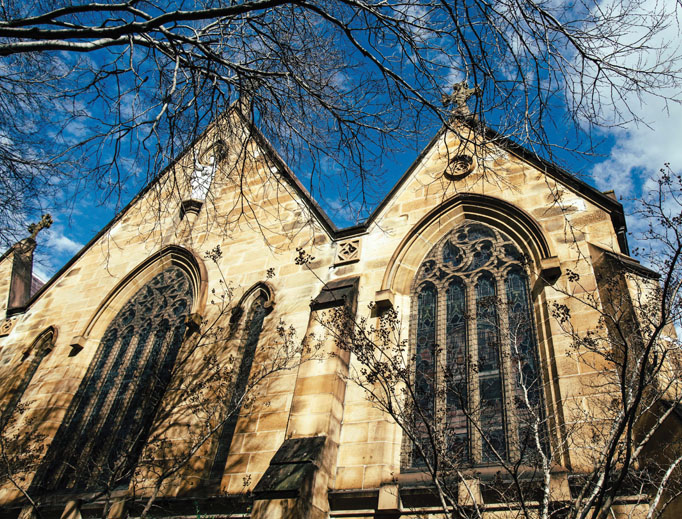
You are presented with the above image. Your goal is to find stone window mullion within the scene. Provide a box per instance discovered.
[496,273,520,461]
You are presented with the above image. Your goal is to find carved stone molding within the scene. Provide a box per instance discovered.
[374,289,395,311]
[311,277,359,311]
[69,335,90,355]
[180,198,203,220]
[539,256,562,285]
[0,317,17,337]
[335,238,361,266]
[444,154,476,181]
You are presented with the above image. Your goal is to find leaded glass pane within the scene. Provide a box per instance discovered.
[467,240,494,271]
[412,283,437,468]
[506,268,540,402]
[443,241,463,267]
[445,278,468,461]
[466,223,496,241]
[477,273,506,462]
[506,267,545,461]
[33,266,193,493]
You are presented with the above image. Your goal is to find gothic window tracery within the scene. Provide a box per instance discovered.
[407,222,544,468]
[34,266,193,493]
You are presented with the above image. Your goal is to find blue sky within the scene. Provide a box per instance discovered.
[25,0,682,281]
[31,108,669,284]
[31,94,677,283]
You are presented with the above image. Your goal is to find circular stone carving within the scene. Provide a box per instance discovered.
[444,154,475,180]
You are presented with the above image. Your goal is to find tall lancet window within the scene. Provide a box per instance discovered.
[208,289,270,483]
[34,266,193,493]
[406,222,545,468]
[0,327,55,429]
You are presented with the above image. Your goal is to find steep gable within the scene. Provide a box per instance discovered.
[14,106,338,315]
[366,123,629,255]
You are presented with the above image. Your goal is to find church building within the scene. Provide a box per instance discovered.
[0,102,671,519]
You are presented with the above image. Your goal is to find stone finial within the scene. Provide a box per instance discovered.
[27,213,53,241]
[442,80,481,118]
[5,214,50,314]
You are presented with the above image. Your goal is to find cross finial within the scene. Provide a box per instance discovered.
[27,214,53,241]
[442,80,481,118]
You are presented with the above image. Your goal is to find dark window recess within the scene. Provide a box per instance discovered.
[207,294,268,483]
[32,266,193,493]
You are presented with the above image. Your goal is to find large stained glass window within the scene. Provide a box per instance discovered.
[34,266,193,493]
[407,222,544,467]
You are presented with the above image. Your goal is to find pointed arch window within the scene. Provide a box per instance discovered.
[207,287,271,483]
[34,266,193,493]
[407,222,545,468]
[0,327,55,429]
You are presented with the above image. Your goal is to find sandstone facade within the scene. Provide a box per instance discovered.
[0,110,664,518]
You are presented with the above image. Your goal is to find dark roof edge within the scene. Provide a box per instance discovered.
[359,127,446,233]
[10,112,633,316]
[0,241,17,265]
[235,111,338,236]
[589,242,660,280]
[12,106,240,313]
[483,125,630,255]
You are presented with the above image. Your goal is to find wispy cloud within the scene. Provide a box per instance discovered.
[33,225,85,280]
[45,227,84,256]
[588,0,682,198]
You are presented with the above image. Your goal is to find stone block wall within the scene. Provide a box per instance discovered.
[0,117,646,517]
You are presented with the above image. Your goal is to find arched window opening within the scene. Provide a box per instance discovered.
[208,290,270,483]
[476,272,506,462]
[33,266,193,493]
[445,278,468,460]
[0,327,55,429]
[506,267,544,461]
[407,222,545,468]
[412,282,437,468]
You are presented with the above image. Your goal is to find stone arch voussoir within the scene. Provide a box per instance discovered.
[72,245,208,350]
[381,193,556,296]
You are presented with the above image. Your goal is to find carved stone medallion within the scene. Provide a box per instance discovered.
[444,154,475,181]
[335,238,361,266]
[0,318,17,337]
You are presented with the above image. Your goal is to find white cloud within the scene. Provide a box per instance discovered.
[326,196,359,225]
[32,226,85,280]
[591,106,682,196]
[45,228,84,256]
[587,0,682,197]
[393,3,431,42]
[32,264,51,284]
